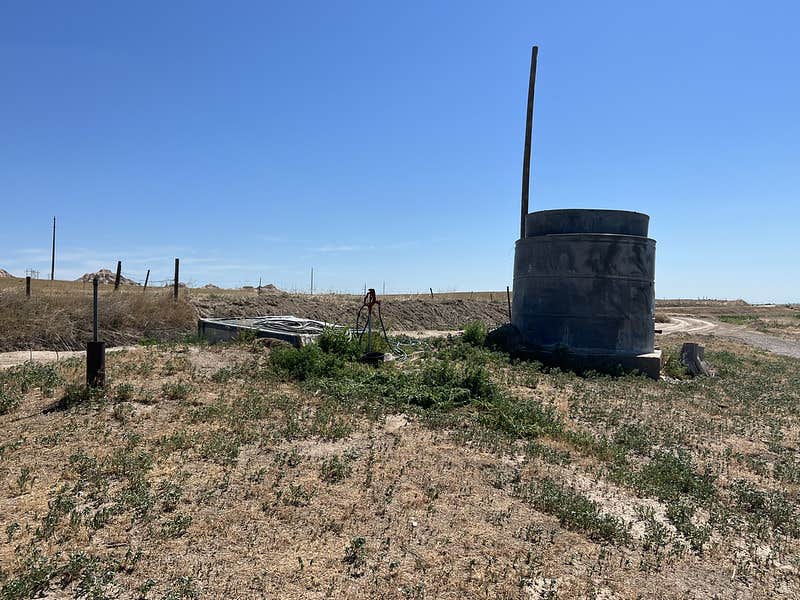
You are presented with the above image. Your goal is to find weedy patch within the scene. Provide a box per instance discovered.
[0,361,63,415]
[517,478,631,545]
[320,453,354,484]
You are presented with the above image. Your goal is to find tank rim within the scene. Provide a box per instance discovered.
[526,208,650,218]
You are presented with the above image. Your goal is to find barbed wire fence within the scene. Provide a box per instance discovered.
[4,259,510,304]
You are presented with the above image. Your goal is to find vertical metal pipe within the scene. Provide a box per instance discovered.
[93,276,99,342]
[520,46,538,239]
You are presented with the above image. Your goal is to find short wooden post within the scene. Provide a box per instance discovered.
[429,288,434,299]
[114,261,122,290]
[680,343,711,377]
[506,286,512,321]
[143,269,150,293]
[173,258,180,300]
[25,276,31,298]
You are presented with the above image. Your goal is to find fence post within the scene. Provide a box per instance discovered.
[114,261,122,290]
[173,258,180,301]
[429,288,434,299]
[143,269,150,293]
[25,276,31,298]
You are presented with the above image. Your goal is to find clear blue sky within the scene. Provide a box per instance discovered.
[1,1,798,301]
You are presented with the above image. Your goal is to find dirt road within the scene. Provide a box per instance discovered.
[0,346,133,370]
[660,316,800,358]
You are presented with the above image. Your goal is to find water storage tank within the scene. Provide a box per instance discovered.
[512,209,657,368]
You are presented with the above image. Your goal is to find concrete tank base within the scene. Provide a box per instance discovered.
[521,347,662,379]
[487,323,662,378]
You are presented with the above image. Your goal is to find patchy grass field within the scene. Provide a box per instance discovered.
[1,332,798,599]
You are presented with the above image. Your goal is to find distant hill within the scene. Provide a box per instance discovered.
[0,268,15,278]
[76,269,140,285]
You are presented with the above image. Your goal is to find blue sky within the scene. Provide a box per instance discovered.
[1,1,798,301]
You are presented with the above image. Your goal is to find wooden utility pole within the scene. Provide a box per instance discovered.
[173,258,180,300]
[50,217,56,280]
[520,46,538,239]
[114,261,122,290]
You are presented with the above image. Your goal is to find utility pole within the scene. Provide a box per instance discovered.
[520,46,538,239]
[173,258,180,300]
[50,217,56,280]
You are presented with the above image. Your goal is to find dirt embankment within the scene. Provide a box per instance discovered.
[190,293,510,332]
[0,289,510,352]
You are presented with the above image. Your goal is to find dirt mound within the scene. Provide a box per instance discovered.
[189,292,509,331]
[76,269,140,286]
[0,268,15,278]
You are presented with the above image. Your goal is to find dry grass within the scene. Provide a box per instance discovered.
[0,333,798,599]
[0,287,196,351]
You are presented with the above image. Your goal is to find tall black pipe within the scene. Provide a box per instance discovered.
[520,46,538,239]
